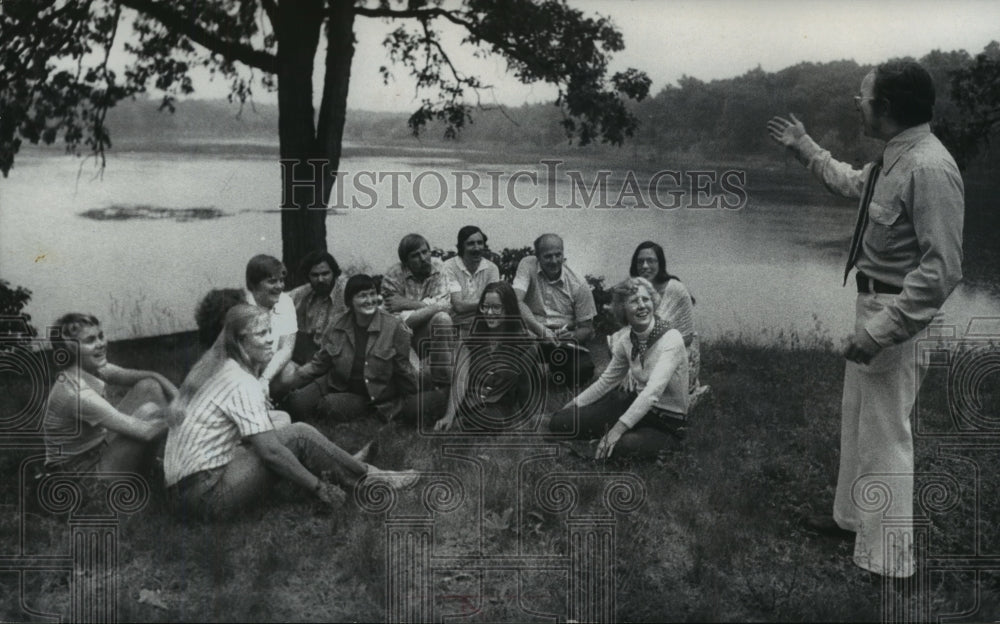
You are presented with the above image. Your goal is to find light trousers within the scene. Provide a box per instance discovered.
[833,292,931,578]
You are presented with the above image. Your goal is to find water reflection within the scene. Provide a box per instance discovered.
[2,149,995,343]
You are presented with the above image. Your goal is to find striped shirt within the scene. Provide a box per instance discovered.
[163,359,273,486]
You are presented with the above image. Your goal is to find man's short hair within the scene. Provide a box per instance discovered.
[873,60,935,127]
[298,250,341,281]
[398,233,429,264]
[533,233,563,254]
[245,254,285,289]
[456,225,487,254]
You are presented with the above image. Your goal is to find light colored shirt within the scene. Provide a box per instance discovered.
[163,359,273,486]
[381,257,451,323]
[793,123,964,346]
[442,256,500,325]
[512,256,597,329]
[575,326,688,427]
[288,274,348,340]
[244,289,298,338]
[655,279,696,344]
[43,367,110,466]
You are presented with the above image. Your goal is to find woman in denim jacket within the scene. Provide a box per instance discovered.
[285,274,446,426]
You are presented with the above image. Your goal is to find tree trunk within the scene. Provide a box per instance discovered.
[276,0,326,282]
[317,2,356,204]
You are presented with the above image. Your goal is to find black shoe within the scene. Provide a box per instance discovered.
[802,514,855,539]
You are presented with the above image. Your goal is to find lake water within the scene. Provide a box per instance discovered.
[2,146,996,343]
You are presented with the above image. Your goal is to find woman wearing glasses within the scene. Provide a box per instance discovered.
[434,281,543,432]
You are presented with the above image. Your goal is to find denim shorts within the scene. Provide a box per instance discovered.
[167,466,227,520]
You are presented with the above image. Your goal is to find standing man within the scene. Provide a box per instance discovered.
[288,250,348,363]
[381,233,455,387]
[442,225,501,336]
[513,233,597,389]
[767,60,964,578]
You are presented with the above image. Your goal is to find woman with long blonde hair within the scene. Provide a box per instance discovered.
[164,304,416,520]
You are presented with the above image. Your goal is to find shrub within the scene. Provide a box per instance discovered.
[0,279,37,338]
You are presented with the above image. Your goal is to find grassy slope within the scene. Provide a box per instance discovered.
[2,331,998,622]
[2,155,997,621]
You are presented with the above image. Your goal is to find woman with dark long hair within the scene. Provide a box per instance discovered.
[434,281,543,432]
[629,241,702,393]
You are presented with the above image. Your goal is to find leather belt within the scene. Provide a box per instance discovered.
[856,272,902,295]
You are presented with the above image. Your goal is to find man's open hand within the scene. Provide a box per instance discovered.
[766,113,806,147]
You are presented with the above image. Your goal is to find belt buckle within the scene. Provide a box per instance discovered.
[858,273,873,294]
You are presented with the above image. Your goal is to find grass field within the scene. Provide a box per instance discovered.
[2,325,998,622]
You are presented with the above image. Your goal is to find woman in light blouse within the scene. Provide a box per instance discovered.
[43,313,175,475]
[549,277,689,460]
[629,241,701,393]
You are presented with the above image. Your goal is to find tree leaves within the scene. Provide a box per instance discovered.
[1,0,649,177]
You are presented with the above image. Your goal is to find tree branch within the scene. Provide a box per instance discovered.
[90,2,123,172]
[354,5,475,30]
[118,0,278,73]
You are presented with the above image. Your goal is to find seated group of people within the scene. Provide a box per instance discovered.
[41,226,704,520]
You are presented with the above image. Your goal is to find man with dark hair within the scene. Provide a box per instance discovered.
[381,233,454,387]
[513,233,597,389]
[288,250,347,363]
[767,59,964,578]
[441,225,500,336]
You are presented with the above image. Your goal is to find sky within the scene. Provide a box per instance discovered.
[156,0,1000,112]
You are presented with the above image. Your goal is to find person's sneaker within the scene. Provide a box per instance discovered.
[802,514,855,539]
[365,467,420,490]
[352,440,378,464]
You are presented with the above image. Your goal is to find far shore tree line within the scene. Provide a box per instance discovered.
[93,43,1000,171]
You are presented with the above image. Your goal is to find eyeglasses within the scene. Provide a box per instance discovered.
[853,95,876,108]
[479,304,505,314]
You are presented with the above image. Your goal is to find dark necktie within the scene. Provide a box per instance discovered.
[843,159,883,285]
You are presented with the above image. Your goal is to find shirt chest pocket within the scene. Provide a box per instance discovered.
[324,341,350,378]
[368,351,395,380]
[866,200,902,248]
